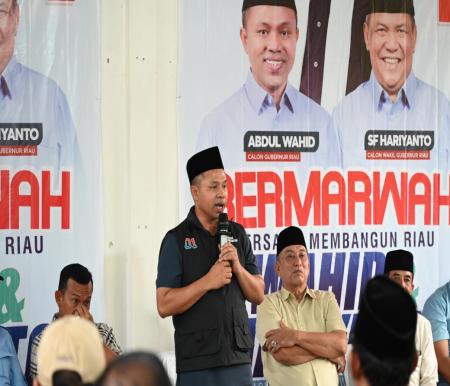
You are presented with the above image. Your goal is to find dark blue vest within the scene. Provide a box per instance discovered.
[171,208,253,373]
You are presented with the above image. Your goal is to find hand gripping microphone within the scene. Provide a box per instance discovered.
[218,213,229,247]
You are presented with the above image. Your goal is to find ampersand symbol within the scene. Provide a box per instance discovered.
[0,268,25,323]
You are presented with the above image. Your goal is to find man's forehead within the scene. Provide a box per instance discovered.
[369,12,413,25]
[389,269,413,277]
[245,5,296,25]
[282,244,307,253]
[66,278,93,293]
[202,168,226,181]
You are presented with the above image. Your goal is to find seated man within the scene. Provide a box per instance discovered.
[33,316,106,386]
[351,276,418,386]
[256,226,347,386]
[384,249,438,386]
[423,281,450,386]
[0,274,27,386]
[29,264,121,379]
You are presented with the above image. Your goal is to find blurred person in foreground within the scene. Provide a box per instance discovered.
[33,316,106,386]
[96,352,172,386]
[351,275,418,386]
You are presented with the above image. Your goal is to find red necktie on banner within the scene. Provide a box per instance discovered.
[440,0,450,23]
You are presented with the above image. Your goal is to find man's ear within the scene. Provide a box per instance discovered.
[363,22,370,51]
[240,27,248,54]
[411,22,417,54]
[190,184,199,202]
[12,2,20,36]
[55,290,62,306]
[274,258,281,276]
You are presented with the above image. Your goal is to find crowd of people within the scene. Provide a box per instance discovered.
[2,0,450,385]
[3,145,448,386]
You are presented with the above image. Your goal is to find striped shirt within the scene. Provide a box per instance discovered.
[29,314,122,379]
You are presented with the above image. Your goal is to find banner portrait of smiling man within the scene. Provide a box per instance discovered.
[178,0,450,383]
[0,0,102,377]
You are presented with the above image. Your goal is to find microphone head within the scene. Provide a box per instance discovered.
[218,213,229,235]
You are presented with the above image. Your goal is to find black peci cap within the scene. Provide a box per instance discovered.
[353,276,417,360]
[186,146,224,184]
[242,0,297,13]
[368,0,415,16]
[276,226,306,256]
[384,249,414,275]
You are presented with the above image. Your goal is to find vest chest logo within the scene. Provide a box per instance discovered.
[184,237,198,250]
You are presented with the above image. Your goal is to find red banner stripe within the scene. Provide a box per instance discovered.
[440,0,450,22]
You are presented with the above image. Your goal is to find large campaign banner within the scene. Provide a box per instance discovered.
[178,0,450,383]
[0,0,102,378]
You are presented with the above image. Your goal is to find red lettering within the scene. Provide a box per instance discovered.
[348,171,372,225]
[0,170,71,229]
[432,174,450,225]
[408,173,431,225]
[226,174,235,220]
[0,171,10,229]
[226,170,448,228]
[284,171,321,226]
[234,172,257,228]
[42,171,71,229]
[11,171,40,229]
[257,172,283,228]
[322,171,346,225]
[373,172,407,224]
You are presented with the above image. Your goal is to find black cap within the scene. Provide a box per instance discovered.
[368,0,415,16]
[354,276,417,360]
[186,146,224,184]
[276,226,306,255]
[242,0,297,13]
[384,249,414,275]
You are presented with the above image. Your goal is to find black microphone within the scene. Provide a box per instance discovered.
[218,213,229,247]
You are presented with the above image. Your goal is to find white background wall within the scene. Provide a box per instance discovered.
[101,0,178,353]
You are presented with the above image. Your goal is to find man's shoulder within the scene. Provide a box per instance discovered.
[417,312,429,322]
[332,81,369,114]
[417,312,431,327]
[95,322,122,353]
[0,326,9,338]
[95,322,114,334]
[308,288,337,302]
[229,220,246,234]
[262,290,283,306]
[427,282,450,304]
[165,214,193,237]
[29,328,45,353]
[202,85,247,121]
[414,76,450,105]
[14,60,60,90]
[0,327,15,353]
[287,85,330,116]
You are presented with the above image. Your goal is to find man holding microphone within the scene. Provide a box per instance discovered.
[156,146,264,386]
